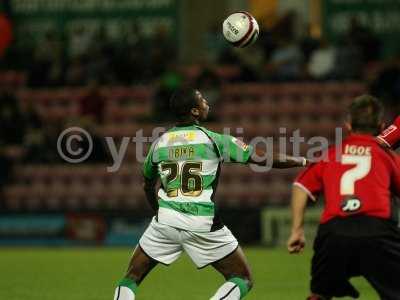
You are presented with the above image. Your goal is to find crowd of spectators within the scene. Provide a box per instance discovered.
[2,23,177,87]
[0,11,387,87]
[204,12,398,116]
[211,13,382,82]
[0,11,399,135]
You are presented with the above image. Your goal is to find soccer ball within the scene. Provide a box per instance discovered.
[222,11,259,48]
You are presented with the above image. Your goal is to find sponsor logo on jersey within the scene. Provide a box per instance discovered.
[168,132,196,143]
[341,198,361,213]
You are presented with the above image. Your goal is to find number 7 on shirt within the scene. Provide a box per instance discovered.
[340,155,372,195]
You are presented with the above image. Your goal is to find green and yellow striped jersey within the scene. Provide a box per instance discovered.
[143,125,254,232]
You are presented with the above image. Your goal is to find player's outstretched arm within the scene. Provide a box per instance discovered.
[248,147,307,168]
[287,185,308,254]
[377,116,400,149]
[271,152,308,168]
[143,177,158,212]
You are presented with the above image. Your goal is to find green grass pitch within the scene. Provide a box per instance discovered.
[0,247,378,299]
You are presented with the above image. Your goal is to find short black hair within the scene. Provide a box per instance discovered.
[348,94,384,134]
[169,86,199,120]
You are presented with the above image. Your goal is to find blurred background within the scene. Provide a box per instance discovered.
[0,0,399,247]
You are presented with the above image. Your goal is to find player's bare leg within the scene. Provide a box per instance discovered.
[113,246,158,300]
[210,246,253,300]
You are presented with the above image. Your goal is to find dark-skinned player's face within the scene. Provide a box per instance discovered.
[191,90,209,121]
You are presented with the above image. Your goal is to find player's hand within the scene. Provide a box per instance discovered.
[304,158,313,167]
[287,230,306,254]
[377,116,400,148]
[295,157,309,167]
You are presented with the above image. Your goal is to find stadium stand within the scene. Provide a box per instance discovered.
[3,81,365,212]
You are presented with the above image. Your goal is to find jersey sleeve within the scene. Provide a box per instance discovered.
[217,134,254,163]
[293,162,324,201]
[143,142,158,180]
[198,127,254,163]
[377,116,400,149]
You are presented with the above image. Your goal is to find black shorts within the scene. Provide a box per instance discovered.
[311,216,400,300]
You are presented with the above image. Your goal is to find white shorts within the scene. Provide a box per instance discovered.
[139,217,239,269]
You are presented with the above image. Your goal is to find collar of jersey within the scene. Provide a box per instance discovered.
[170,123,202,131]
[346,133,378,143]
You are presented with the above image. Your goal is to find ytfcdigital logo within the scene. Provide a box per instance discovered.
[57,127,93,163]
[57,126,343,172]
